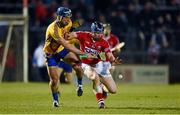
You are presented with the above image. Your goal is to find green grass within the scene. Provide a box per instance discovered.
[0,82,180,114]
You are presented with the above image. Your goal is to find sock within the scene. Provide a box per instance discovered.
[52,92,60,101]
[77,78,82,86]
[96,93,103,102]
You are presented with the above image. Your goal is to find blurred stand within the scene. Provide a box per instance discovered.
[0,44,16,81]
[1,0,180,83]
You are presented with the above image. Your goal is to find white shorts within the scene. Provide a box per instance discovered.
[95,61,112,77]
[81,61,112,80]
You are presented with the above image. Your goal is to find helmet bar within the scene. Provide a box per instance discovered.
[91,22,104,33]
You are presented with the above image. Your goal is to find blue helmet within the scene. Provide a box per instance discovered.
[91,22,104,33]
[56,7,72,17]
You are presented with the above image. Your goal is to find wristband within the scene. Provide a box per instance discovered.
[79,54,88,59]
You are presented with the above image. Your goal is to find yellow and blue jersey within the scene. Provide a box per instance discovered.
[44,19,73,69]
[43,20,72,55]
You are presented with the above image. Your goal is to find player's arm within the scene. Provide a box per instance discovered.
[106,52,122,65]
[110,42,125,52]
[110,42,125,58]
[106,52,115,62]
[66,32,78,40]
[104,42,122,65]
[69,32,99,59]
[53,23,84,55]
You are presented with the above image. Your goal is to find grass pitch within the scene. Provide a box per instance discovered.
[0,82,180,114]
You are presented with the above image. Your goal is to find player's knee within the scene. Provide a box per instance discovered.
[50,77,59,86]
[109,87,117,94]
[109,89,117,94]
[110,90,117,94]
[64,73,72,83]
[72,63,80,69]
[92,75,99,82]
[73,64,83,72]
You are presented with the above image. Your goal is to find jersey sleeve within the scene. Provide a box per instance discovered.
[112,35,119,47]
[50,23,64,41]
[76,31,86,41]
[104,40,111,53]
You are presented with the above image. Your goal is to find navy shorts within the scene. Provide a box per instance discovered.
[45,48,72,72]
[58,61,72,72]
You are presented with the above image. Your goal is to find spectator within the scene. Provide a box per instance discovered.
[174,14,180,51]
[35,0,48,26]
[148,37,160,64]
[32,42,48,82]
[47,0,58,21]
[149,27,169,64]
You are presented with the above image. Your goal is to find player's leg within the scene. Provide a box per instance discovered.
[82,63,105,108]
[73,63,84,96]
[45,53,64,107]
[64,51,84,96]
[92,75,105,109]
[47,66,63,107]
[100,75,117,94]
[95,61,117,99]
[109,65,115,75]
[64,72,73,83]
[58,61,73,83]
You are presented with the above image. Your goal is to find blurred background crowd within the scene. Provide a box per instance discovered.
[0,0,180,82]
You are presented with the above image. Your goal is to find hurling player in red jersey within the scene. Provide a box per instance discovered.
[102,23,125,73]
[103,23,122,57]
[68,22,121,108]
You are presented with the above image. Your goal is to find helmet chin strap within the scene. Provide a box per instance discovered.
[57,21,66,28]
[56,16,67,28]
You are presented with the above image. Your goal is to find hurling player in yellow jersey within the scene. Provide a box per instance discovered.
[43,7,91,107]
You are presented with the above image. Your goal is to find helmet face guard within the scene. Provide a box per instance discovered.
[56,7,72,28]
[91,22,104,33]
[103,23,111,36]
[57,7,72,18]
[103,23,111,30]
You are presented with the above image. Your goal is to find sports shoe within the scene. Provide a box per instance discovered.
[98,101,105,109]
[76,85,83,96]
[53,100,59,107]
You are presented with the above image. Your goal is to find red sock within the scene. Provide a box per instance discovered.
[96,93,103,102]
